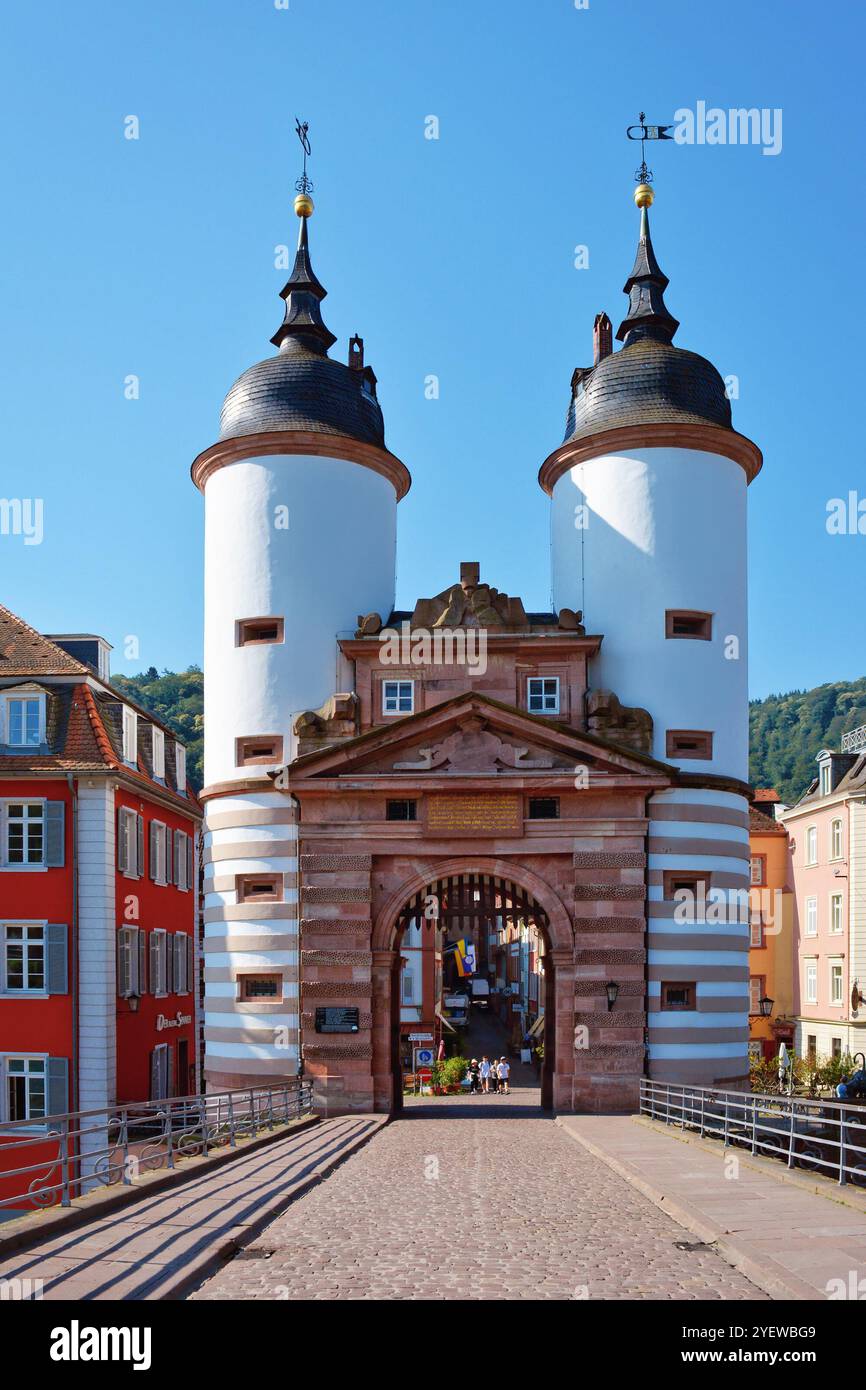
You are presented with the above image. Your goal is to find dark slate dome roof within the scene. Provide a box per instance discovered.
[563,200,733,446]
[219,210,386,449]
[220,344,385,446]
[563,335,732,444]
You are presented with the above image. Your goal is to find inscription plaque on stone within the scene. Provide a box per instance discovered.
[314,1007,360,1034]
[426,792,522,836]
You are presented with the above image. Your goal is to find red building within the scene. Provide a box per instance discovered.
[0,606,201,1166]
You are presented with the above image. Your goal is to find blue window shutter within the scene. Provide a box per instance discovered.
[46,924,68,994]
[45,802,65,867]
[47,1058,69,1117]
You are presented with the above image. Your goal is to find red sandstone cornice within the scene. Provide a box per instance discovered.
[538,422,763,496]
[190,429,412,500]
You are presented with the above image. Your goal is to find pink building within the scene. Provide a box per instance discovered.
[781,735,866,1064]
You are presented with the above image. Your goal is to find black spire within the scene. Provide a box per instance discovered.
[270,214,337,355]
[616,203,680,346]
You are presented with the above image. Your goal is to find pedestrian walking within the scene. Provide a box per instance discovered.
[480,1055,491,1093]
[498,1056,511,1095]
[467,1058,481,1094]
[489,1059,499,1094]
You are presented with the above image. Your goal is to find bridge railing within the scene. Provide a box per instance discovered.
[639,1078,866,1187]
[0,1080,313,1212]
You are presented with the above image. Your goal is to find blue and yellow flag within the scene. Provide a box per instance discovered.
[454,939,476,977]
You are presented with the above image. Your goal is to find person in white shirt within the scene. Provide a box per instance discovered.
[497,1057,511,1095]
[480,1056,491,1093]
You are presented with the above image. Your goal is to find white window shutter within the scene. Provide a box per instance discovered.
[165,932,174,994]
[136,814,144,878]
[150,931,159,995]
[46,924,69,994]
[47,1058,69,1118]
[118,929,132,997]
[149,822,158,881]
[166,826,172,885]
[187,932,195,998]
[138,928,147,994]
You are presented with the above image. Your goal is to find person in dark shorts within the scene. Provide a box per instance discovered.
[468,1058,481,1094]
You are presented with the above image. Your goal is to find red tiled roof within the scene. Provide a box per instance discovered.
[754,788,781,803]
[0,604,90,676]
[750,804,786,835]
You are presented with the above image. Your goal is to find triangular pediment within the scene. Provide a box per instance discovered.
[287,692,674,783]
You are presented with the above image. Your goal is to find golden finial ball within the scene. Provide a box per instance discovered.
[633,182,654,209]
[294,192,314,218]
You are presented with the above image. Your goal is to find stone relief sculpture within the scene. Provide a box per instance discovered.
[586,689,653,755]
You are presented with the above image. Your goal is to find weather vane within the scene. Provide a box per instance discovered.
[626,111,673,185]
[295,117,313,198]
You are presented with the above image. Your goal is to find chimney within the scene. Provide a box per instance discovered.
[593,312,613,365]
[348,334,364,370]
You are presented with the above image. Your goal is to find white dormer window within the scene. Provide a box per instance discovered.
[122,706,138,765]
[3,693,45,747]
[151,727,165,780]
[528,677,560,715]
[819,761,832,796]
[175,743,186,793]
[382,681,414,716]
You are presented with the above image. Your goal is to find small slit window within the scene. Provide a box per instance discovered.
[237,618,285,647]
[236,873,283,904]
[236,735,283,767]
[238,973,283,1001]
[386,800,417,822]
[660,982,695,1011]
[666,730,713,761]
[662,870,712,900]
[665,611,712,641]
[528,798,560,820]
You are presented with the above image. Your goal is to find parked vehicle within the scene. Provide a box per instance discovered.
[470,978,490,1008]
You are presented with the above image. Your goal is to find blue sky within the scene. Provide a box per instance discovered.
[0,0,862,698]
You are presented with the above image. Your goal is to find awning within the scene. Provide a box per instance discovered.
[435,1006,457,1034]
[527,1012,545,1038]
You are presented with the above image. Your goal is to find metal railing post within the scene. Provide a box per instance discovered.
[228,1092,237,1148]
[751,1095,757,1156]
[199,1097,209,1158]
[266,1087,274,1131]
[840,1113,847,1187]
[699,1089,705,1139]
[723,1093,730,1148]
[59,1116,71,1207]
[120,1107,132,1185]
[165,1105,175,1171]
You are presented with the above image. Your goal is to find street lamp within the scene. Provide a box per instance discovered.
[758,994,774,1019]
[606,981,620,1012]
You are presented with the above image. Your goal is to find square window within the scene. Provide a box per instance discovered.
[382,681,414,715]
[527,677,560,715]
[660,982,695,1010]
[527,798,560,820]
[5,1056,46,1122]
[386,800,417,822]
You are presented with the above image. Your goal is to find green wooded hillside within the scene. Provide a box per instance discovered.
[749,678,866,804]
[111,668,204,790]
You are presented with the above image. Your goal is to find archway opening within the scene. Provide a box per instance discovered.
[388,873,555,1113]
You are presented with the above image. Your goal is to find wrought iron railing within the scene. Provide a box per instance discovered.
[842,725,866,754]
[0,1081,313,1212]
[639,1079,866,1187]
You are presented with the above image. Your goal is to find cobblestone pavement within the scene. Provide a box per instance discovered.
[190,1031,766,1301]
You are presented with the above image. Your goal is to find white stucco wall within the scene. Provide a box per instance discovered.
[550,446,748,780]
[203,453,397,785]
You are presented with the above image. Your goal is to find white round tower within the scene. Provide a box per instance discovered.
[541,184,762,1090]
[192,191,410,1092]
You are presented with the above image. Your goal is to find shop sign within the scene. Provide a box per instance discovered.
[156,1011,192,1032]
